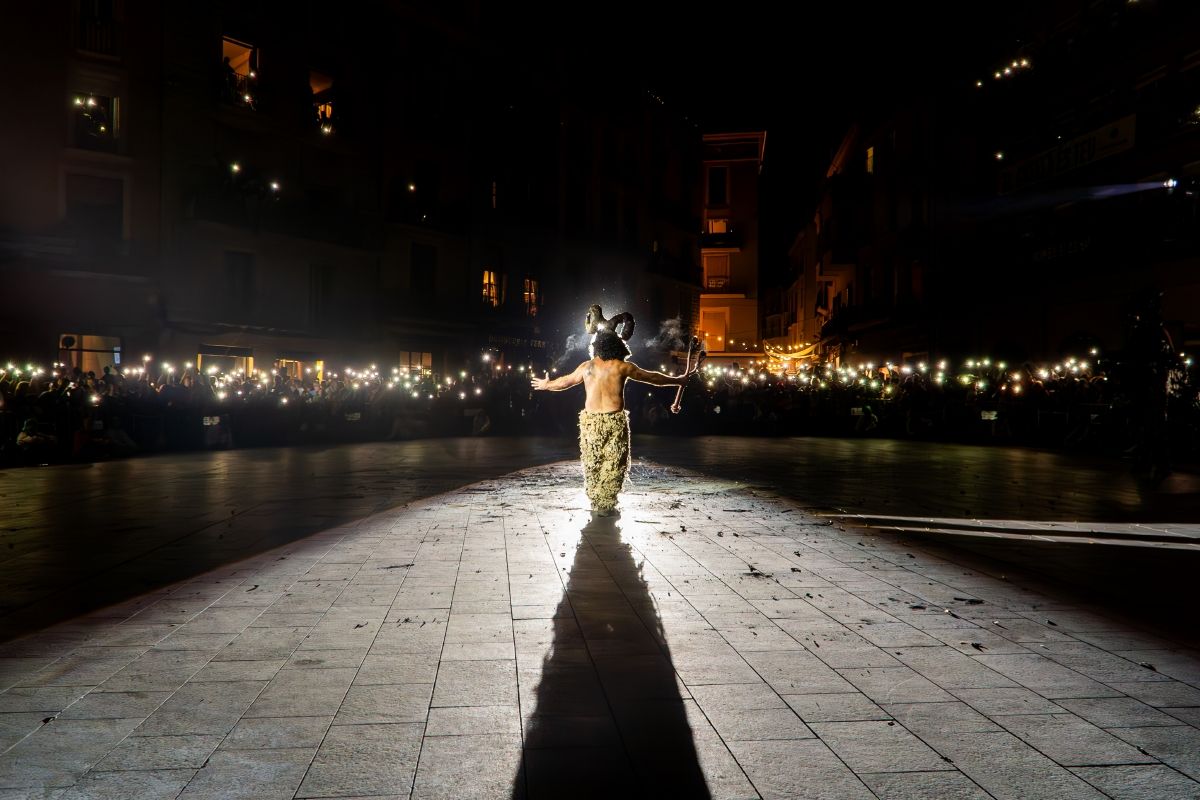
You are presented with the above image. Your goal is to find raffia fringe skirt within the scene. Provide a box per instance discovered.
[578,409,630,512]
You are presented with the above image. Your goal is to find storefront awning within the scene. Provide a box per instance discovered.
[198,343,253,358]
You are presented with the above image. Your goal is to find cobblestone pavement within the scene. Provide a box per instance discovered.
[1,458,1198,799]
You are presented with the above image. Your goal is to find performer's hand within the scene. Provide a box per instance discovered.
[670,401,682,415]
[531,372,550,391]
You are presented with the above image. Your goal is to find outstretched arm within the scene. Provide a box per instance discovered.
[623,362,695,387]
[531,361,587,392]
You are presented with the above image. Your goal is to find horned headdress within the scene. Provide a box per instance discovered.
[584,305,635,341]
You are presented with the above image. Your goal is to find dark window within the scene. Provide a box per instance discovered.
[707,166,728,206]
[75,0,119,56]
[224,251,255,317]
[411,243,436,298]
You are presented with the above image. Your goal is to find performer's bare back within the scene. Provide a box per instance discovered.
[532,357,688,412]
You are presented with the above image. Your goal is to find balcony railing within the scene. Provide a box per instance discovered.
[221,72,257,109]
[75,18,120,57]
[699,230,743,250]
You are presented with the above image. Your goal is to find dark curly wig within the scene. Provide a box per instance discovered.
[590,331,631,361]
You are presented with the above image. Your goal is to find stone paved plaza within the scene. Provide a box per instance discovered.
[0,454,1198,799]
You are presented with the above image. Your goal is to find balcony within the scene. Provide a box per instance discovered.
[0,232,136,274]
[699,230,743,250]
[221,37,259,110]
[221,71,257,110]
[75,16,120,58]
[311,71,335,135]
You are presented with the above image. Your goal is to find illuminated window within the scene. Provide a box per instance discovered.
[275,359,303,379]
[866,146,875,174]
[706,166,728,206]
[482,269,499,307]
[196,345,253,376]
[310,70,334,134]
[703,254,730,290]
[523,278,539,316]
[221,36,258,108]
[71,92,118,151]
[399,351,433,375]
[706,218,729,234]
[700,311,727,349]
[58,334,121,375]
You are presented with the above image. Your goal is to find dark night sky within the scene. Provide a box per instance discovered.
[533,0,1038,285]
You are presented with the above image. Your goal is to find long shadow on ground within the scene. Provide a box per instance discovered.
[512,514,712,799]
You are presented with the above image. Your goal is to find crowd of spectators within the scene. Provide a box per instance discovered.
[1,349,1195,467]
